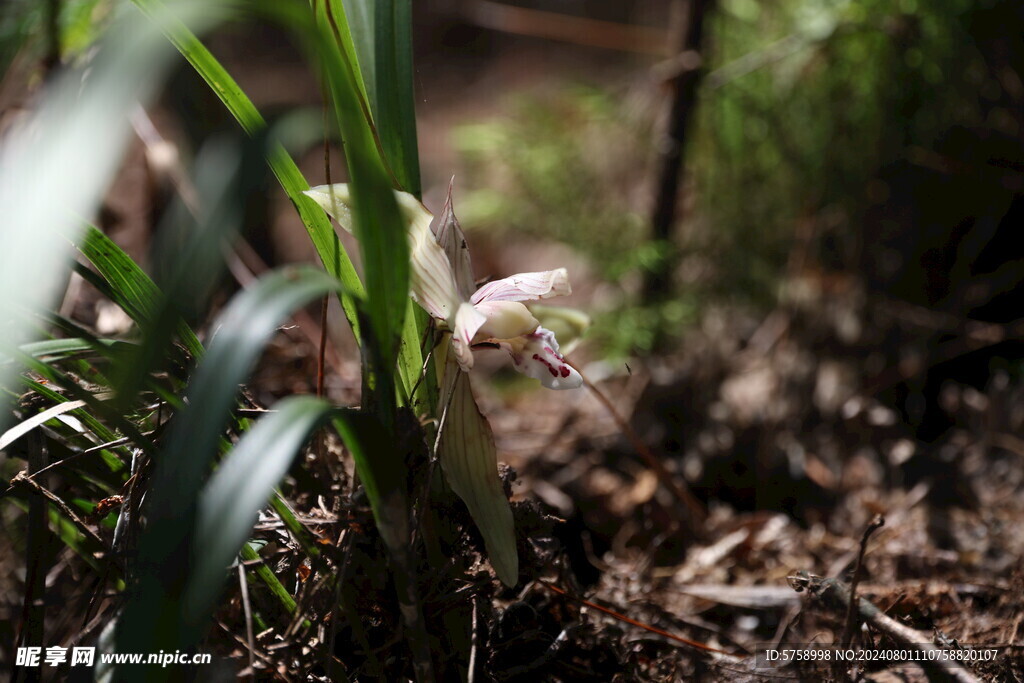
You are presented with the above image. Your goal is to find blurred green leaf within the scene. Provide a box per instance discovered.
[0,0,203,434]
[188,395,334,624]
[117,266,347,655]
[2,337,121,364]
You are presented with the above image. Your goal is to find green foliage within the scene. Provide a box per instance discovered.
[130,0,367,333]
[308,4,411,417]
[695,0,991,297]
[341,0,420,196]
[448,0,996,360]
[594,296,700,358]
[114,263,342,646]
[75,224,203,359]
[0,0,111,74]
[1,1,457,676]
[454,86,651,284]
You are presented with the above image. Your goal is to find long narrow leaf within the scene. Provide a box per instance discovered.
[240,542,297,614]
[129,0,365,333]
[342,0,421,196]
[75,224,204,359]
[310,10,410,407]
[188,395,334,623]
[328,0,433,416]
[316,0,370,110]
[8,353,154,452]
[117,266,347,655]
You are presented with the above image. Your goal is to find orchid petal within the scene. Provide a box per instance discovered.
[305,183,461,322]
[450,301,487,371]
[434,178,476,300]
[470,268,571,305]
[304,184,354,232]
[407,207,461,322]
[473,301,540,341]
[526,304,591,355]
[504,326,583,390]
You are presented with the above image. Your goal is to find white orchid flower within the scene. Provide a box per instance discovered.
[303,183,583,390]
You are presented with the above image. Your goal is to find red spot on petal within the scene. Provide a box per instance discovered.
[560,366,570,377]
[533,353,559,377]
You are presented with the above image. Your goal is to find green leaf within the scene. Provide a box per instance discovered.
[328,0,432,415]
[8,354,154,453]
[148,265,346,519]
[3,498,123,587]
[330,410,407,548]
[240,541,297,614]
[2,338,122,364]
[188,395,334,624]
[74,224,203,359]
[134,0,431,420]
[129,0,365,332]
[315,0,371,109]
[311,8,410,407]
[117,266,347,654]
[342,0,421,196]
[20,379,120,448]
[269,492,324,562]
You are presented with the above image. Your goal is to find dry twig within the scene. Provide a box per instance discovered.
[788,571,982,683]
[843,514,885,648]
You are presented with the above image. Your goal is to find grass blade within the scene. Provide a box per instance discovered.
[310,18,409,405]
[129,0,365,332]
[74,224,203,359]
[316,0,370,109]
[240,541,297,614]
[0,400,87,451]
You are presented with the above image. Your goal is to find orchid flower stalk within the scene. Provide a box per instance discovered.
[304,182,584,586]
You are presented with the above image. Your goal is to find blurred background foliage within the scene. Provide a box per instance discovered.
[3,0,1010,359]
[443,0,1011,355]
[696,0,991,297]
[0,0,110,72]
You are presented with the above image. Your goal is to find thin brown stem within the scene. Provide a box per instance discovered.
[843,514,885,648]
[564,357,707,530]
[540,581,741,656]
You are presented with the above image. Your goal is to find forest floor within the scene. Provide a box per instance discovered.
[237,286,1024,681]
